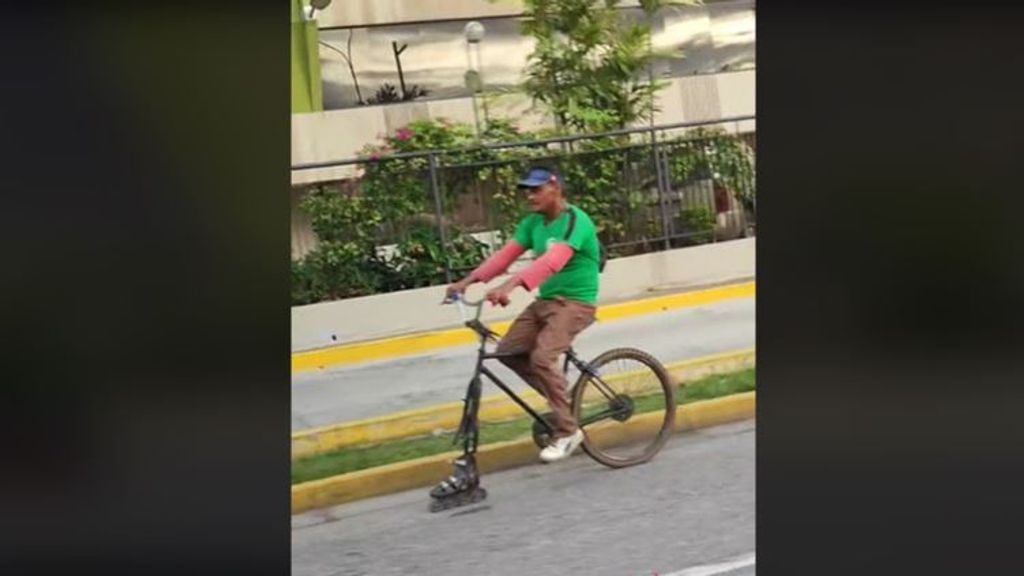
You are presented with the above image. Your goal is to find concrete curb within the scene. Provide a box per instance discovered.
[291,390,755,515]
[291,280,755,373]
[291,347,756,461]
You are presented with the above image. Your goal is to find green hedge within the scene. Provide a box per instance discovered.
[291,119,755,306]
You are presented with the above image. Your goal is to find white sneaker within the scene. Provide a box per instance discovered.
[539,429,585,463]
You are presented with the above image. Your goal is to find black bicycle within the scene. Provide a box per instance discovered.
[429,294,676,512]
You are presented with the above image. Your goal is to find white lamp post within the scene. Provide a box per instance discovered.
[307,0,331,20]
[463,21,488,135]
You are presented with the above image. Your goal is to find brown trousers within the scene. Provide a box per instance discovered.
[495,298,597,438]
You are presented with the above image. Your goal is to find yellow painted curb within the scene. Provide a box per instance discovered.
[291,347,756,461]
[291,391,756,515]
[291,281,755,374]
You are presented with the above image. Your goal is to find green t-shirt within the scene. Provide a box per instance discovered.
[512,204,600,305]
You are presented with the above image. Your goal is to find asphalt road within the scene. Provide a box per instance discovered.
[291,419,756,576]
[292,296,755,431]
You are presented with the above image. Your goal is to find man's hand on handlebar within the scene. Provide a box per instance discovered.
[485,278,521,308]
[444,276,475,302]
[444,275,522,308]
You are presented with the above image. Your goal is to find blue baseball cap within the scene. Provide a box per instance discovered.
[516,167,560,188]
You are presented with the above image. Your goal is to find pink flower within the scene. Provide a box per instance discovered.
[395,128,413,141]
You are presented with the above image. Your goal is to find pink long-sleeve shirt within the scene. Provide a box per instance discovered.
[470,240,575,289]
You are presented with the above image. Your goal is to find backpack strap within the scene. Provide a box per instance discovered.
[563,206,577,241]
[561,205,605,271]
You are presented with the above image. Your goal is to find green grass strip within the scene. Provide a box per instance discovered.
[291,367,755,485]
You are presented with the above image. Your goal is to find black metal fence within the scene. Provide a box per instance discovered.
[291,116,755,304]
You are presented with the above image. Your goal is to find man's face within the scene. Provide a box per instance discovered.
[525,181,561,212]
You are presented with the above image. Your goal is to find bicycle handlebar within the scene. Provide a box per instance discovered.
[442,293,485,324]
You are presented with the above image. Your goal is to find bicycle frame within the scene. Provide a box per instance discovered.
[428,296,674,507]
[448,295,613,455]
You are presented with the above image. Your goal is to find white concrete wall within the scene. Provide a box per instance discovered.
[290,90,552,185]
[313,1,662,29]
[291,237,755,352]
[315,0,527,29]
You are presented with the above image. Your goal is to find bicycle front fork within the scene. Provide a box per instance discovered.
[453,374,483,456]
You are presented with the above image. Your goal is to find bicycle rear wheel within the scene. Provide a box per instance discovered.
[571,347,676,468]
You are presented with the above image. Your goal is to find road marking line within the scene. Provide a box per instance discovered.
[290,393,756,514]
[660,552,756,576]
[290,348,755,460]
[291,281,755,373]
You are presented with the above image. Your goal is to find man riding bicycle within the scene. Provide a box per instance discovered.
[445,165,602,463]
